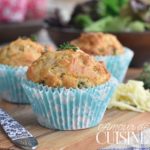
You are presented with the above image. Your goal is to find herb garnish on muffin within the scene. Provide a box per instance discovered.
[58,42,79,51]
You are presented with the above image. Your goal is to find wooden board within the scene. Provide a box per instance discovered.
[1,69,150,150]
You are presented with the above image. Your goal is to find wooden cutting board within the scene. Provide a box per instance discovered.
[0,69,150,150]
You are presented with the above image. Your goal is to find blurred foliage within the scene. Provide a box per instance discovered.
[85,16,131,32]
[138,63,150,89]
[70,0,150,32]
[98,0,129,17]
[74,14,93,28]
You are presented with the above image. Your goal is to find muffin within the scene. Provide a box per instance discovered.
[70,32,134,82]
[27,50,110,88]
[71,32,124,56]
[0,38,53,104]
[0,38,52,66]
[22,48,118,130]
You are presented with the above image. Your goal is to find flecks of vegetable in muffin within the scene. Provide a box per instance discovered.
[60,73,65,78]
[78,81,88,88]
[113,48,118,55]
[98,48,105,52]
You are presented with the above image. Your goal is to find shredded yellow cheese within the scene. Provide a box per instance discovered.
[108,80,150,112]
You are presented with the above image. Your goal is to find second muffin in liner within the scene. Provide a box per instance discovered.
[95,48,134,82]
[0,64,29,104]
[22,76,118,130]
[0,38,54,104]
[70,32,134,82]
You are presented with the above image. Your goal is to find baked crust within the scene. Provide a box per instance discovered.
[27,50,110,88]
[0,38,53,66]
[71,32,124,56]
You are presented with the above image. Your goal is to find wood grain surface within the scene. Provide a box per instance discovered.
[1,69,149,150]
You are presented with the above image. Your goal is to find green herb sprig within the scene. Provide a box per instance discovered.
[58,42,79,51]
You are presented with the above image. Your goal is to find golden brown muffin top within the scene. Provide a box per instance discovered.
[70,32,124,56]
[27,49,110,88]
[0,38,53,67]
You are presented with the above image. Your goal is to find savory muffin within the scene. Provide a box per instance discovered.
[0,38,53,66]
[22,48,117,130]
[70,32,124,56]
[27,49,110,88]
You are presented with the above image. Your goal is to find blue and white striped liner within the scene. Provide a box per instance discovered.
[22,76,118,130]
[0,64,29,104]
[95,48,134,82]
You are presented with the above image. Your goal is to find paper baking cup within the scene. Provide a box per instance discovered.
[22,77,118,130]
[0,64,29,104]
[95,48,134,82]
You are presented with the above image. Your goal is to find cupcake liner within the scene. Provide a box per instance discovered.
[0,64,29,104]
[95,47,134,82]
[22,77,118,130]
